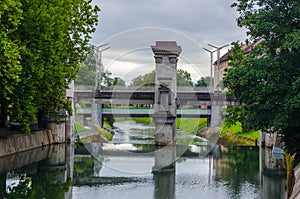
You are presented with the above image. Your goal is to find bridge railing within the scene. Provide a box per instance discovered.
[74,85,209,92]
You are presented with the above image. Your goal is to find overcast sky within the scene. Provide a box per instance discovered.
[90,0,248,84]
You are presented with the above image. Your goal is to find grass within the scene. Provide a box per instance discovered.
[132,117,152,123]
[220,122,260,146]
[177,118,207,133]
[114,117,153,123]
[74,122,87,134]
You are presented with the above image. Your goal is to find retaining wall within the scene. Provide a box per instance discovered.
[0,126,66,158]
[290,163,300,199]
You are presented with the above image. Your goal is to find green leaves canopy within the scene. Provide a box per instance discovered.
[224,0,300,154]
[130,69,193,87]
[0,0,99,133]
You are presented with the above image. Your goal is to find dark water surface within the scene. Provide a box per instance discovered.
[0,121,285,199]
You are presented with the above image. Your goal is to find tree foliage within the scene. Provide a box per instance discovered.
[130,69,193,87]
[75,49,126,87]
[0,0,99,133]
[194,76,212,87]
[224,0,300,154]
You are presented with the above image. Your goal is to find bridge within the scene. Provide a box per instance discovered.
[74,86,238,106]
[76,108,212,118]
[72,41,239,145]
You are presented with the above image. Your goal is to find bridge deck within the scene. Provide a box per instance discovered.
[77,108,212,118]
[74,89,239,106]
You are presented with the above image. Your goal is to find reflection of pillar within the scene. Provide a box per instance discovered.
[46,144,67,183]
[262,172,285,199]
[212,145,220,179]
[151,41,182,146]
[0,173,6,198]
[64,144,74,199]
[152,145,176,199]
[260,147,286,199]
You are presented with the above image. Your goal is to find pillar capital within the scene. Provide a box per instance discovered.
[151,41,182,57]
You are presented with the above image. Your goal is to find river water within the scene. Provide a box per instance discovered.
[0,120,286,199]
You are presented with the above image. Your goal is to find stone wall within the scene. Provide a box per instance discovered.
[290,163,300,199]
[0,125,67,158]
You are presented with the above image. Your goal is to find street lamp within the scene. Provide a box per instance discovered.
[203,47,217,90]
[207,43,229,91]
[89,43,110,90]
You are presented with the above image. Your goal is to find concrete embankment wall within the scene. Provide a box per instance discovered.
[290,163,300,199]
[0,122,67,158]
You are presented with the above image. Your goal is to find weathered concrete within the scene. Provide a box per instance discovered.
[0,130,53,157]
[290,163,300,199]
[0,122,68,158]
[151,41,182,146]
[47,121,66,143]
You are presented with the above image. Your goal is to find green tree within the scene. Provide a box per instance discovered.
[130,70,156,87]
[75,49,97,86]
[194,76,212,87]
[0,0,23,127]
[113,77,126,86]
[75,48,126,88]
[177,69,193,86]
[224,0,300,156]
[1,0,100,133]
[130,69,193,87]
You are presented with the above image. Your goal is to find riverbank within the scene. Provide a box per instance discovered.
[217,131,258,146]
[290,163,300,199]
[76,123,114,143]
[0,129,55,158]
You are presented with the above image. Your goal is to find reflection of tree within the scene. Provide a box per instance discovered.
[5,167,71,199]
[74,156,95,177]
[216,146,259,190]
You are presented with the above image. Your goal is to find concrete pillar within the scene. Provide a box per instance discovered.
[66,80,75,143]
[210,105,222,127]
[151,41,182,146]
[92,104,103,127]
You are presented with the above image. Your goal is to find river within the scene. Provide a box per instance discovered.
[0,120,286,199]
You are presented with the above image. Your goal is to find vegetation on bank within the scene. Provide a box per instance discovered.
[0,0,100,133]
[177,118,207,133]
[218,122,259,146]
[224,0,300,160]
[74,122,86,133]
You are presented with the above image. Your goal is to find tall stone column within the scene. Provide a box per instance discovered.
[151,41,182,146]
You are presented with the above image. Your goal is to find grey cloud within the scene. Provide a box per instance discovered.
[90,0,247,82]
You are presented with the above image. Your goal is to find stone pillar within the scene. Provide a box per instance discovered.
[66,80,75,143]
[151,41,182,146]
[210,106,222,127]
[92,104,103,127]
[210,91,224,127]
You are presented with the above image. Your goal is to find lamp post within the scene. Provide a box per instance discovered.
[89,43,110,127]
[207,43,229,91]
[203,47,217,90]
[89,43,110,90]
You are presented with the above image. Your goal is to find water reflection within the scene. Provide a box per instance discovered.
[1,144,74,199]
[0,123,286,199]
[153,145,176,199]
